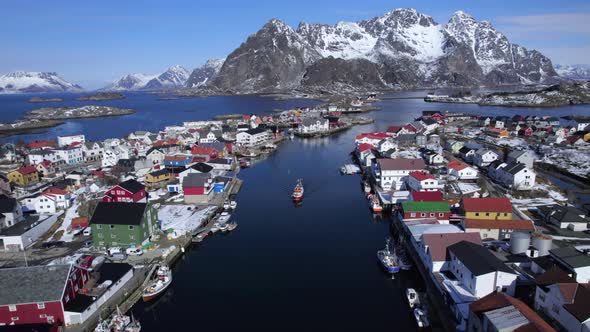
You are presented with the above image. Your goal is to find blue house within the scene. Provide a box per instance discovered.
[164,155,193,167]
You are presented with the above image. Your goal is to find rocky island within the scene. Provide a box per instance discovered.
[425,81,590,107]
[77,92,126,101]
[0,105,135,137]
[29,96,64,103]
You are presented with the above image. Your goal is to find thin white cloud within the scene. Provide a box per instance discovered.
[495,13,590,33]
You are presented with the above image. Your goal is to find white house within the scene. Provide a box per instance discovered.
[534,267,590,332]
[406,171,442,192]
[236,128,270,147]
[82,142,103,162]
[0,195,24,229]
[377,138,397,154]
[539,205,589,232]
[448,160,479,180]
[146,148,165,165]
[506,150,536,169]
[490,162,536,190]
[417,232,482,273]
[101,145,132,167]
[373,158,426,191]
[549,247,590,283]
[472,149,499,168]
[198,129,221,144]
[297,117,329,134]
[57,134,85,147]
[423,150,444,165]
[54,146,84,165]
[27,149,62,165]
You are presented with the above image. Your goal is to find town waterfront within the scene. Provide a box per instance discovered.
[1,92,589,331]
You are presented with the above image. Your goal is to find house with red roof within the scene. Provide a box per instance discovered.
[373,158,426,191]
[534,266,589,332]
[461,197,513,220]
[447,160,478,180]
[355,132,390,146]
[26,140,56,150]
[35,160,58,178]
[469,292,555,332]
[103,179,146,203]
[7,166,39,187]
[411,191,443,202]
[419,232,482,273]
[191,145,218,160]
[386,126,403,137]
[406,171,441,192]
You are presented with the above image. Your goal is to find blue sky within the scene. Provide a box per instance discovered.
[1,0,589,89]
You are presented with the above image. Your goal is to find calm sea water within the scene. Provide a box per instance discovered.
[1,91,588,331]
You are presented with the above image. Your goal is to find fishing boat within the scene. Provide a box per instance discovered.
[229,200,237,209]
[406,288,420,308]
[368,194,383,213]
[218,223,229,232]
[414,307,430,328]
[225,222,238,232]
[289,132,295,140]
[292,178,304,201]
[363,180,371,193]
[96,306,141,332]
[218,211,231,224]
[377,238,401,274]
[142,265,172,302]
[239,158,251,168]
[223,200,230,210]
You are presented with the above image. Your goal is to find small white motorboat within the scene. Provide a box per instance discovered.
[229,200,237,209]
[414,307,430,328]
[218,212,231,223]
[223,200,230,210]
[142,265,172,302]
[406,288,420,308]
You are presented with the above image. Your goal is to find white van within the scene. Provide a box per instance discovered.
[106,247,122,256]
[83,227,92,236]
[126,248,144,256]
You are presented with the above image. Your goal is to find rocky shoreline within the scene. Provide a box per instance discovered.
[0,105,135,137]
[77,92,126,101]
[425,81,590,107]
[29,97,64,103]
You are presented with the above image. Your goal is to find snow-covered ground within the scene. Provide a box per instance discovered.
[541,147,590,178]
[159,205,217,239]
[491,137,528,148]
[54,201,80,242]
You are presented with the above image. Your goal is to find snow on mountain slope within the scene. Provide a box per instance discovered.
[105,73,157,91]
[186,59,225,88]
[555,64,590,80]
[0,71,83,94]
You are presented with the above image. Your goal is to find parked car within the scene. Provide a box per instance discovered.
[110,253,127,261]
[83,240,93,248]
[82,227,92,236]
[42,241,65,249]
[126,248,144,256]
[78,255,95,269]
[106,247,122,256]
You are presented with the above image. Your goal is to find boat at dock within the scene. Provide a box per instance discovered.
[229,200,237,209]
[406,288,420,308]
[363,180,371,193]
[142,265,172,302]
[414,307,430,328]
[95,306,141,332]
[367,194,383,213]
[218,211,231,223]
[223,200,230,210]
[376,238,401,274]
[292,178,304,201]
[239,158,251,168]
[224,222,238,232]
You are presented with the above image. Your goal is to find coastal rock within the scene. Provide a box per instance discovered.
[0,71,83,94]
[77,92,125,101]
[207,8,558,93]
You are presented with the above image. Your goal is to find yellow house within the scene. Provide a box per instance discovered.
[583,132,590,142]
[145,169,172,184]
[7,166,40,187]
[462,197,513,220]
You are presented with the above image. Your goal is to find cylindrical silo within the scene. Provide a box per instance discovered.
[510,231,531,255]
[532,233,553,256]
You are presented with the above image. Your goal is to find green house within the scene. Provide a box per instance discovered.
[90,202,158,248]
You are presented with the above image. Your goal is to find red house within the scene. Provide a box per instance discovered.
[0,264,88,326]
[191,145,219,159]
[411,191,443,202]
[518,127,533,137]
[103,179,146,203]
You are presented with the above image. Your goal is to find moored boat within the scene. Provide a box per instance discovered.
[414,307,430,328]
[229,200,237,209]
[368,194,383,213]
[292,178,304,201]
[142,265,172,302]
[223,200,230,210]
[406,288,420,308]
[226,222,238,232]
[377,238,400,274]
[96,306,141,332]
[239,158,251,168]
[218,211,231,224]
[363,180,371,193]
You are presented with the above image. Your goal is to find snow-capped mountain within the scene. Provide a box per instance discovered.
[555,64,590,80]
[209,8,558,93]
[104,65,190,91]
[186,59,225,88]
[105,73,157,91]
[0,71,83,94]
[144,65,191,90]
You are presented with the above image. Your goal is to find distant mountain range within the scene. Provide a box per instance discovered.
[186,59,225,88]
[555,64,590,80]
[104,65,191,91]
[207,8,559,93]
[0,71,83,94]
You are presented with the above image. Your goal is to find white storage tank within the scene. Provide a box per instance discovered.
[532,233,553,256]
[510,231,531,255]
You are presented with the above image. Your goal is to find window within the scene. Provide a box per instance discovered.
[9,305,16,312]
[97,225,102,229]
[539,293,546,301]
[11,317,18,321]
[39,314,47,318]
[111,234,117,239]
[110,225,115,229]
[37,303,45,309]
[410,213,416,217]
[475,213,480,216]
[504,213,509,216]
[552,304,560,314]
[129,225,134,230]
[430,213,435,217]
[485,213,490,216]
[98,233,103,238]
[421,213,426,217]
[439,213,444,217]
